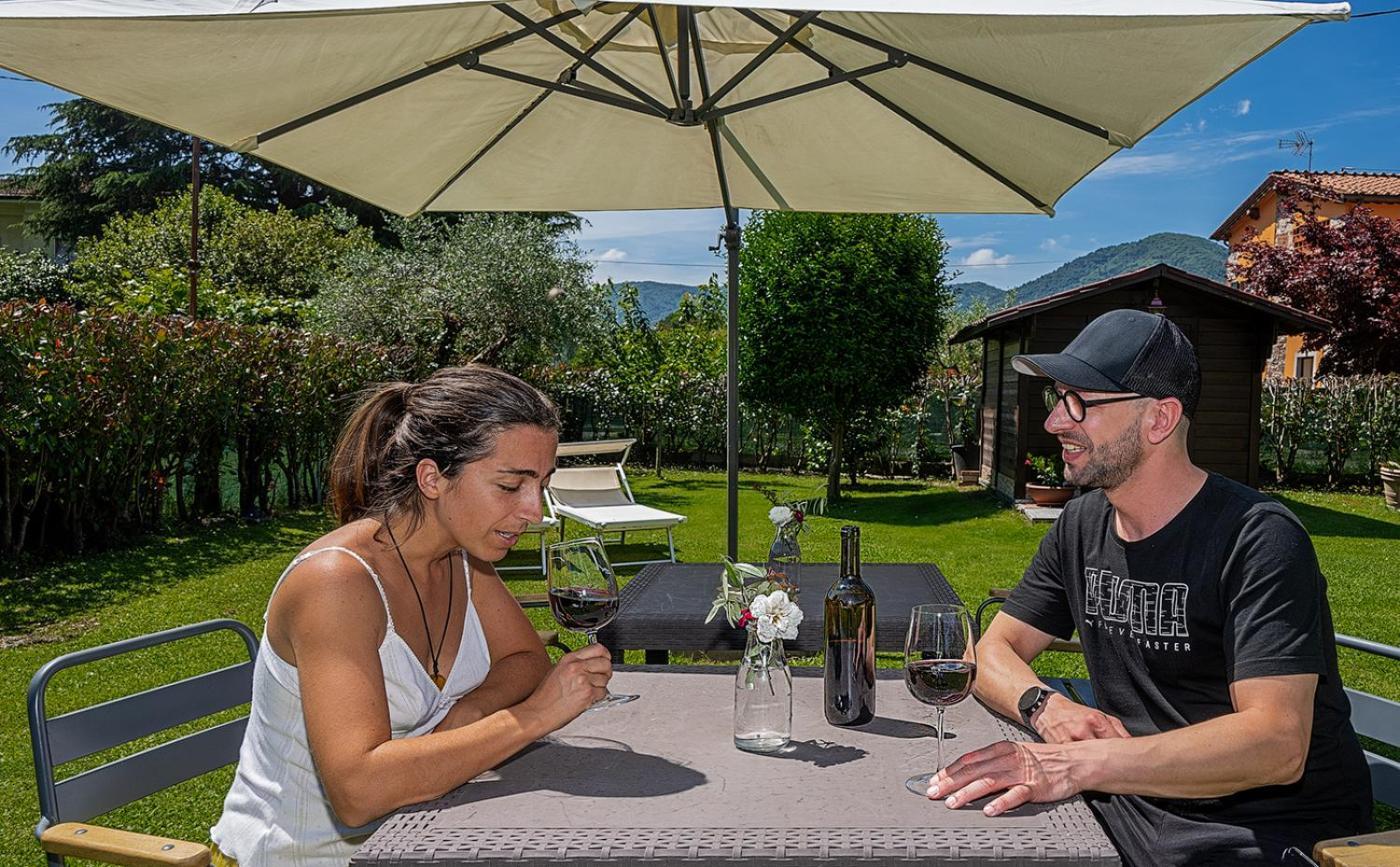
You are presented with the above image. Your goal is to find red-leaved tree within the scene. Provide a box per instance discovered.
[1231,185,1400,374]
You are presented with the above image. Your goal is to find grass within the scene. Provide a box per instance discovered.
[1,471,1396,865]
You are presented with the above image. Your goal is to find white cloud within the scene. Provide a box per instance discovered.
[1234,99,1252,117]
[597,247,628,261]
[946,232,1002,250]
[963,248,1014,267]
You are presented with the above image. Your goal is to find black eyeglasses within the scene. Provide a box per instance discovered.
[1042,385,1145,422]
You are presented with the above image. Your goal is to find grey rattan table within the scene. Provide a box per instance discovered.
[353,668,1120,866]
[597,563,960,663]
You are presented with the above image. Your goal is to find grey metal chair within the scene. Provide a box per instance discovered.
[28,619,258,867]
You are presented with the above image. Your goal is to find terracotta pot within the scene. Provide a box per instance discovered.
[1025,483,1074,506]
[1381,464,1400,510]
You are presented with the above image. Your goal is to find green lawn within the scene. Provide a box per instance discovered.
[2,472,1396,865]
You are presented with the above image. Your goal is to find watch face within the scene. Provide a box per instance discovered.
[1018,686,1043,715]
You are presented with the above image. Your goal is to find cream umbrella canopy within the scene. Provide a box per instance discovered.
[0,0,1348,556]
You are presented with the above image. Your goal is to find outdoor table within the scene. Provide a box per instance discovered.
[353,668,1118,866]
[597,563,961,663]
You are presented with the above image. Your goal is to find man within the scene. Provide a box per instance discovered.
[933,309,1372,865]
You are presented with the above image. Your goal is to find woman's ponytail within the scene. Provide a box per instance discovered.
[328,381,412,525]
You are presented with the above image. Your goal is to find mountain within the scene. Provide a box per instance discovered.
[611,280,703,323]
[950,280,1012,312]
[1013,232,1227,303]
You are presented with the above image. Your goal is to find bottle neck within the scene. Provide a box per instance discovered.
[840,530,861,579]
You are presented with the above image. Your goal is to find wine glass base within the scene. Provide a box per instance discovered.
[586,691,639,711]
[905,772,938,797]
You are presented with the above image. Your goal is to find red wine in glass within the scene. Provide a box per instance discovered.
[905,659,977,706]
[547,586,620,632]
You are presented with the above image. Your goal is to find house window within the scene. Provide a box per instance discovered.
[1295,352,1315,382]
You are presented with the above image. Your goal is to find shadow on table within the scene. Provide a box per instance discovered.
[762,739,867,767]
[856,716,937,739]
[425,737,707,808]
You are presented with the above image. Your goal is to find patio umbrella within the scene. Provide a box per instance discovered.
[0,0,1347,558]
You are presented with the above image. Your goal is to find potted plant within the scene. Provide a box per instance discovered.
[1024,453,1074,506]
[1381,460,1400,510]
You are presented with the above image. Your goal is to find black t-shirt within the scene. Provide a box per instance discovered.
[1003,473,1372,866]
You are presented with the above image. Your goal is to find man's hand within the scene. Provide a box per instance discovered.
[1034,693,1131,743]
[927,740,1084,816]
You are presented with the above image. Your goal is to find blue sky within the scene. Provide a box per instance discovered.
[3,4,1397,290]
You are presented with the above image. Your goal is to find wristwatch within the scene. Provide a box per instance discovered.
[1018,685,1053,728]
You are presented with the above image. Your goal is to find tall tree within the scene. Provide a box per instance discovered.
[739,211,950,500]
[1232,187,1400,374]
[5,99,393,244]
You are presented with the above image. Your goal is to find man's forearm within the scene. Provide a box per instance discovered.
[974,637,1050,721]
[1071,707,1306,798]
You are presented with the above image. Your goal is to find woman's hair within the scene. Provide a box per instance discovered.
[329,365,560,527]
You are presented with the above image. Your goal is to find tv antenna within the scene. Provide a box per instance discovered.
[1278,130,1315,171]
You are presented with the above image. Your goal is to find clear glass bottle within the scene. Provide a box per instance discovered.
[765,521,801,598]
[733,630,793,753]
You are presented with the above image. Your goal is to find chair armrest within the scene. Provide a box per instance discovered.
[40,822,210,867]
[515,593,550,608]
[1313,828,1400,866]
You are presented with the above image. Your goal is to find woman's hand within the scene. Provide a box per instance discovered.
[520,644,613,731]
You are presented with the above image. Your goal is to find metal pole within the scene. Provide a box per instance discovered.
[725,215,740,561]
[188,136,201,318]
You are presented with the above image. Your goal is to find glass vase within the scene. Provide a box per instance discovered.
[765,522,802,598]
[733,630,792,753]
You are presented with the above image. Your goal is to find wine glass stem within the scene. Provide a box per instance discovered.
[935,707,946,772]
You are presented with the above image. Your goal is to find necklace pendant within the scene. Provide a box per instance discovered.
[431,672,446,690]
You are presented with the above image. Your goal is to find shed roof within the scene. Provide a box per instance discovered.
[949,262,1329,344]
[1211,169,1400,240]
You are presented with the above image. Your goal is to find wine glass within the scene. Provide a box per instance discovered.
[903,603,977,796]
[545,537,637,709]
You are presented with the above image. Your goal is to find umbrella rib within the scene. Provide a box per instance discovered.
[795,15,1126,146]
[688,8,710,101]
[416,5,646,213]
[646,6,682,109]
[493,3,669,116]
[469,60,665,118]
[249,6,583,149]
[696,11,819,116]
[716,119,789,209]
[736,7,1051,215]
[702,56,901,120]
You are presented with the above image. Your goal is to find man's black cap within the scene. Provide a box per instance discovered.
[1012,309,1201,417]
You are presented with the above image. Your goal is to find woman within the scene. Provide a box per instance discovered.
[210,365,611,866]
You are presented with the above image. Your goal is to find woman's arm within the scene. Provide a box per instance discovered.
[273,553,609,828]
[434,557,552,730]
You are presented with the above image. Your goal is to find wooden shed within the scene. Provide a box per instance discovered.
[949,264,1328,500]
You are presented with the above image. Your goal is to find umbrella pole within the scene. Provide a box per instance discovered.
[725,214,740,561]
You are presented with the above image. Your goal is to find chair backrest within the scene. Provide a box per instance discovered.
[1336,633,1400,807]
[28,619,258,838]
[548,466,634,509]
[555,438,635,463]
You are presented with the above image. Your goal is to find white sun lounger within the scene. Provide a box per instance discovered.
[547,438,686,568]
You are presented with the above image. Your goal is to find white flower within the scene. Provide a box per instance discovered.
[748,589,803,643]
[768,505,794,527]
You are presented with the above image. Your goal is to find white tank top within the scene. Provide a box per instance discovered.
[210,546,491,866]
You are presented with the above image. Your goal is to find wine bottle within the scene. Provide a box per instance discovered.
[824,525,876,726]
